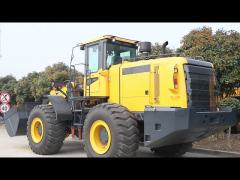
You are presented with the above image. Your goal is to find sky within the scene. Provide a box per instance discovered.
[0,23,240,80]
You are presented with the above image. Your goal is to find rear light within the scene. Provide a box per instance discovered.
[173,66,178,89]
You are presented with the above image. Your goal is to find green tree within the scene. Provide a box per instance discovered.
[179,27,240,97]
[30,72,50,102]
[0,75,18,104]
[31,62,83,102]
[1,62,84,105]
[30,62,70,102]
[151,42,174,56]
[14,72,39,105]
[44,62,70,82]
[179,26,213,57]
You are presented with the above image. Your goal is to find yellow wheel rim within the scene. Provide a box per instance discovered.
[31,117,44,143]
[90,120,111,154]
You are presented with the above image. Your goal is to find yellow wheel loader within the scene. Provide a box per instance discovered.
[4,35,237,157]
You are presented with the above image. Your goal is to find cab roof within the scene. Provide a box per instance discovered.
[80,35,139,46]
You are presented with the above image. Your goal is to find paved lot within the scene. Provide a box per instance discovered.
[0,124,225,158]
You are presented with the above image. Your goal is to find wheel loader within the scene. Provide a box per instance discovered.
[3,35,237,157]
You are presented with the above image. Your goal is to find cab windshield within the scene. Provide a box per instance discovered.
[106,42,137,68]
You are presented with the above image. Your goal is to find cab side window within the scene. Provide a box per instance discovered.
[106,43,137,68]
[88,45,99,72]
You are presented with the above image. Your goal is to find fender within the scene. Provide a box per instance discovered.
[45,95,73,121]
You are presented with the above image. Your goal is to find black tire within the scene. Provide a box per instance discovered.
[27,105,66,155]
[83,103,139,157]
[151,143,192,157]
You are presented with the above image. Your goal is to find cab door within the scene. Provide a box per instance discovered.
[84,43,109,97]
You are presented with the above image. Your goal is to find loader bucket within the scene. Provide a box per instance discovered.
[4,102,40,137]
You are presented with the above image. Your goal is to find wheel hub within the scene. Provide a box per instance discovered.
[90,120,111,155]
[31,117,44,143]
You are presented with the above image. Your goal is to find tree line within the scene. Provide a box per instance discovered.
[1,26,240,105]
[0,62,83,105]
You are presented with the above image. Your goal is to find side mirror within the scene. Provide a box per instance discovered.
[80,46,85,50]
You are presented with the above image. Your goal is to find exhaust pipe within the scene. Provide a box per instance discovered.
[162,41,168,54]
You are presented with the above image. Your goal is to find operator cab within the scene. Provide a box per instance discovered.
[80,35,139,73]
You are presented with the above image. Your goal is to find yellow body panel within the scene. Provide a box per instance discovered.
[157,58,188,109]
[120,70,150,111]
[49,81,76,98]
[109,57,189,112]
[50,86,67,97]
[108,64,121,103]
[49,82,76,97]
[84,69,109,97]
[82,57,189,112]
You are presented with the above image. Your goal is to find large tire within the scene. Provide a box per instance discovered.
[83,103,139,157]
[27,105,66,155]
[151,143,192,157]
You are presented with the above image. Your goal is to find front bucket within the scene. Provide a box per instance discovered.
[4,102,40,137]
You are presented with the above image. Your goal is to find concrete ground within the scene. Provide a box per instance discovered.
[0,124,226,158]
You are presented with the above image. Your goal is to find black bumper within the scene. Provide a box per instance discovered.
[143,107,237,148]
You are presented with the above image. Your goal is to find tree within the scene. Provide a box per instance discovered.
[44,62,70,82]
[179,26,213,57]
[14,72,39,105]
[179,27,240,97]
[151,42,174,56]
[25,62,83,103]
[30,72,50,102]
[1,62,84,105]
[0,75,18,104]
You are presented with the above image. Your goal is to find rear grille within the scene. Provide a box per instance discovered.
[184,64,217,111]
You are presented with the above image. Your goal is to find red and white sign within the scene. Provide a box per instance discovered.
[0,103,10,113]
[0,92,10,103]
